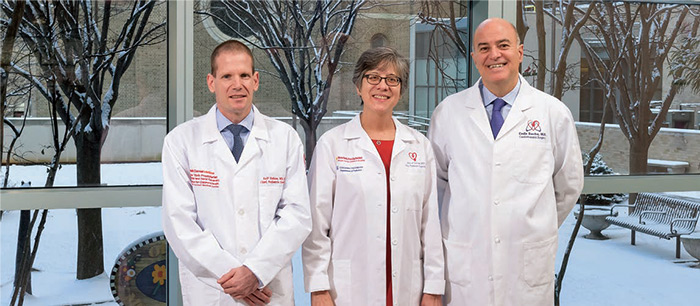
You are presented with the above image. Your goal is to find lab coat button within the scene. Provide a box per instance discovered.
[240,248,247,254]
[392,270,397,277]
[488,275,493,281]
[495,162,502,166]
[392,239,398,245]
[238,209,245,215]
[494,200,500,205]
[390,176,396,181]
[495,237,501,243]
[391,206,398,213]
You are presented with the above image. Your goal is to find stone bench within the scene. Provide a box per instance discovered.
[606,193,700,258]
[647,159,689,174]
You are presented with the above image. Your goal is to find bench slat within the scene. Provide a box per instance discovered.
[607,192,700,238]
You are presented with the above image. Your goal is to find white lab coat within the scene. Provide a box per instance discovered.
[162,105,311,306]
[428,76,584,306]
[302,115,445,306]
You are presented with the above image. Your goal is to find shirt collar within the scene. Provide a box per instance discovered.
[216,107,254,132]
[479,79,521,106]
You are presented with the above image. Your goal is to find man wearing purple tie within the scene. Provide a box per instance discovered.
[428,18,584,305]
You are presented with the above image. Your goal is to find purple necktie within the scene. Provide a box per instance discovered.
[490,98,506,139]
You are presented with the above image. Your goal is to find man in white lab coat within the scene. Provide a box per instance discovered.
[428,18,584,305]
[162,40,311,306]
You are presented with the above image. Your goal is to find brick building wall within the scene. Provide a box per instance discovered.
[577,122,700,174]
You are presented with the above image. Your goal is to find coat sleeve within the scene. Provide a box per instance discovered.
[551,105,584,227]
[161,136,242,290]
[427,105,450,210]
[301,137,336,293]
[420,140,446,295]
[243,129,312,287]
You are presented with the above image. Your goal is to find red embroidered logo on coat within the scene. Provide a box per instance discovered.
[190,169,219,188]
[526,120,542,132]
[408,152,417,161]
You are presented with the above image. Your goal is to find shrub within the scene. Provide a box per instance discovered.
[582,153,626,206]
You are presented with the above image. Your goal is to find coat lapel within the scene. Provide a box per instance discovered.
[460,84,495,142]
[391,117,414,161]
[234,105,268,174]
[496,77,535,140]
[200,106,240,174]
[344,115,380,159]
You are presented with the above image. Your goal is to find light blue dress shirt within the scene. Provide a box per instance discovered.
[216,107,254,152]
[480,79,521,121]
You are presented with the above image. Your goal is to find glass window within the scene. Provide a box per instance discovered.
[1,1,167,305]
[192,1,470,140]
[411,13,470,120]
[520,1,700,176]
[2,1,168,188]
[1,206,163,304]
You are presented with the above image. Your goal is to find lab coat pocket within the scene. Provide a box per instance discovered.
[403,174,425,212]
[410,259,424,305]
[512,142,552,184]
[329,259,352,305]
[522,236,557,287]
[258,185,283,231]
[443,239,470,287]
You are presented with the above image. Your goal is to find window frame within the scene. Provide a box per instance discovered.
[1,2,699,306]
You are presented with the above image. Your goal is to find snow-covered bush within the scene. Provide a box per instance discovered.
[582,153,626,206]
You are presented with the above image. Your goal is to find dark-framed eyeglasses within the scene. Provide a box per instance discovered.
[363,74,401,87]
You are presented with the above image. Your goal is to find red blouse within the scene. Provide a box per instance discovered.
[372,139,394,306]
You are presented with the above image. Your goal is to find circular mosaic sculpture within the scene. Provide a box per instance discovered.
[110,231,168,305]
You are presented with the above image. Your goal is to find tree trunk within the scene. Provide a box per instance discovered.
[628,140,650,175]
[627,140,650,208]
[534,0,547,91]
[14,210,32,294]
[301,120,317,170]
[74,132,104,279]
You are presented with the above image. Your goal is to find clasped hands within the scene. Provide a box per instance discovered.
[218,266,271,305]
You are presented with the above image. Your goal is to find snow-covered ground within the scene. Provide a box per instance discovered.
[556,199,700,306]
[1,164,699,305]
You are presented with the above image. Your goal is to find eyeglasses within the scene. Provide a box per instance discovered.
[363,74,401,87]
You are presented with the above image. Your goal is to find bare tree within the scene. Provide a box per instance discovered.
[669,10,700,94]
[1,0,166,279]
[530,0,594,97]
[523,2,699,304]
[575,2,697,176]
[10,75,79,305]
[415,0,470,97]
[195,0,367,164]
[1,0,25,177]
[417,0,469,57]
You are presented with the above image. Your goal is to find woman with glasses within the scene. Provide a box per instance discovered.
[302,47,444,306]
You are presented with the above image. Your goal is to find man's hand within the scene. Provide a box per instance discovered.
[217,266,260,299]
[420,293,442,306]
[240,286,272,306]
[310,290,334,306]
